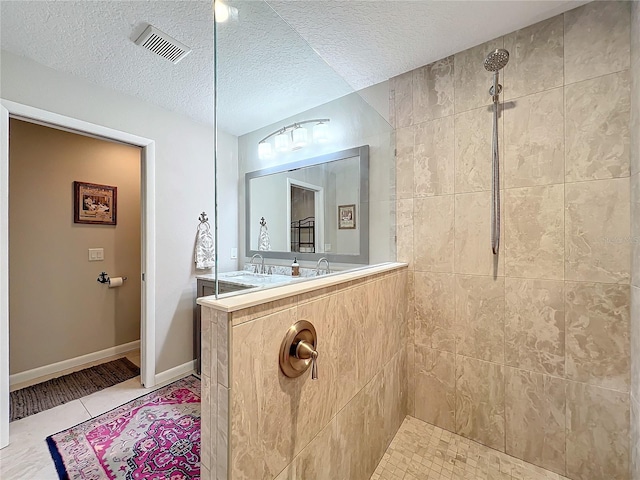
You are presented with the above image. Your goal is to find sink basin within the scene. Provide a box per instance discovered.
[219,271,298,287]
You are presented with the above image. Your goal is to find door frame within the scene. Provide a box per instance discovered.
[286,178,325,253]
[0,99,156,449]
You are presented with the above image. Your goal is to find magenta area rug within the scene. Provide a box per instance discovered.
[46,375,201,480]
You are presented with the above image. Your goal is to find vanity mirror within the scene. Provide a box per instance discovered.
[246,145,369,264]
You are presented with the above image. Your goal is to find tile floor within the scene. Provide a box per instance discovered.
[371,417,570,480]
[0,351,192,480]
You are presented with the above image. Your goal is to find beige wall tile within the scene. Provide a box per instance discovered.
[414,195,454,272]
[632,286,640,402]
[335,384,368,480]
[503,15,563,100]
[231,295,298,326]
[413,56,454,123]
[392,70,414,128]
[455,355,505,451]
[632,0,640,177]
[504,88,564,188]
[414,346,455,431]
[504,184,564,280]
[383,350,408,448]
[362,370,387,476]
[336,284,367,411]
[454,38,504,113]
[362,281,387,382]
[565,71,631,182]
[230,316,265,479]
[406,340,415,418]
[454,106,496,193]
[396,125,414,200]
[632,395,640,480]
[632,176,640,288]
[274,419,338,480]
[396,199,413,267]
[505,278,564,377]
[216,384,229,480]
[454,191,504,277]
[505,368,566,475]
[201,308,213,382]
[455,275,505,363]
[414,116,455,196]
[566,381,629,480]
[565,282,630,392]
[564,0,631,85]
[201,373,212,470]
[217,310,229,388]
[230,300,338,479]
[565,177,630,284]
[414,272,455,353]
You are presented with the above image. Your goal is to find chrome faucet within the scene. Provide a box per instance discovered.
[315,257,330,276]
[250,254,264,274]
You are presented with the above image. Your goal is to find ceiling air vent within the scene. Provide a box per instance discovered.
[135,25,192,64]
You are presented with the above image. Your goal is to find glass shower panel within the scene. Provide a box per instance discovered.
[214,0,395,298]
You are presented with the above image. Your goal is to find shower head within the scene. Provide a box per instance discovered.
[484,49,510,72]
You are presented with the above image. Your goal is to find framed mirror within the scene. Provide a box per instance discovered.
[246,145,369,264]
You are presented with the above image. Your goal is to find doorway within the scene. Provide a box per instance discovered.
[0,100,157,449]
[286,178,324,254]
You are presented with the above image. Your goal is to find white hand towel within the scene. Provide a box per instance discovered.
[195,222,215,270]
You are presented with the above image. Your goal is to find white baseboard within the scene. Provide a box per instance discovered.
[154,360,196,386]
[9,340,140,387]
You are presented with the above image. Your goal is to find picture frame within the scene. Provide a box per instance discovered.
[74,181,117,225]
[338,204,356,229]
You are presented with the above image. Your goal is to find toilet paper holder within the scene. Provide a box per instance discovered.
[97,272,128,284]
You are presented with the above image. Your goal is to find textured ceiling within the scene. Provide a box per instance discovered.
[267,0,588,91]
[1,0,586,136]
[0,1,215,125]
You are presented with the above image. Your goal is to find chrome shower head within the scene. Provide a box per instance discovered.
[484,49,510,72]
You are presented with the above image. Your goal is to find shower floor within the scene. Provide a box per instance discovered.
[371,416,570,480]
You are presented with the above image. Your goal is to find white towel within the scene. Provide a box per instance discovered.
[195,222,215,270]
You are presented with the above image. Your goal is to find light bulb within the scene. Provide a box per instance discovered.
[258,141,272,160]
[291,126,308,150]
[214,1,230,22]
[313,122,329,143]
[274,131,290,152]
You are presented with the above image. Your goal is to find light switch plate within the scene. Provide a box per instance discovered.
[230,247,238,259]
[88,248,104,261]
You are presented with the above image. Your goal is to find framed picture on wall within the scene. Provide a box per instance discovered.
[338,204,356,229]
[74,181,117,225]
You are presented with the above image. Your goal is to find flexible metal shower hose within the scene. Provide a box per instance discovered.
[491,85,500,255]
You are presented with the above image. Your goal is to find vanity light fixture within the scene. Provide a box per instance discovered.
[274,130,291,152]
[313,121,329,143]
[257,119,330,160]
[291,126,308,150]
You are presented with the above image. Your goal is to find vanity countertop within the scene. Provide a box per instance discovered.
[196,271,304,288]
[197,262,407,313]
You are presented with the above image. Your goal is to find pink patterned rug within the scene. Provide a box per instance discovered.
[47,375,201,480]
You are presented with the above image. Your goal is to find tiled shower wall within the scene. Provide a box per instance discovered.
[630,1,640,478]
[209,267,409,480]
[391,2,633,480]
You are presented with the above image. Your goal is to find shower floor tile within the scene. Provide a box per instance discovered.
[370,416,570,480]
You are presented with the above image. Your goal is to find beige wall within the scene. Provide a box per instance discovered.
[630,1,640,478]
[9,119,141,374]
[393,2,633,479]
[200,267,409,480]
